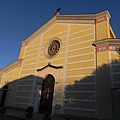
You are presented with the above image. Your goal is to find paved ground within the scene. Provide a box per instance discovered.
[0,115,66,120]
[0,115,65,120]
[0,108,66,120]
[0,108,98,120]
[0,115,24,120]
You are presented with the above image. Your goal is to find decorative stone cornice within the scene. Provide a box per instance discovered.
[0,69,4,75]
[92,39,120,52]
[21,40,27,47]
[22,16,57,46]
[96,10,111,19]
[93,39,120,46]
[1,59,23,74]
[22,10,110,46]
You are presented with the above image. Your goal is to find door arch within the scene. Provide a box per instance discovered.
[39,74,55,114]
[0,85,8,107]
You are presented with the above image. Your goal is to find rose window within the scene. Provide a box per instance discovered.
[45,39,61,58]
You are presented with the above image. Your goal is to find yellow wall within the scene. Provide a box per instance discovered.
[19,46,26,59]
[16,23,96,117]
[97,51,109,66]
[96,21,115,41]
[0,66,21,106]
[1,14,117,119]
[97,51,113,119]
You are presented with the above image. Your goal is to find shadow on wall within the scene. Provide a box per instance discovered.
[0,60,120,119]
[64,59,120,119]
[0,74,56,115]
[0,75,43,111]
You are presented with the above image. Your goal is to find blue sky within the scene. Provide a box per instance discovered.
[0,0,120,68]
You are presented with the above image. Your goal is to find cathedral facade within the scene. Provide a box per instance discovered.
[0,10,120,120]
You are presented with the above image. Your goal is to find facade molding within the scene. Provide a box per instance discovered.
[22,10,110,45]
[0,59,23,74]
[93,38,120,52]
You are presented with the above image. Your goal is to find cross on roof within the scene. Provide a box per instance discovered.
[56,7,61,12]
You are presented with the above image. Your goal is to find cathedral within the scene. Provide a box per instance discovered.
[0,10,120,120]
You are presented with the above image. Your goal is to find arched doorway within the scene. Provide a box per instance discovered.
[0,85,8,107]
[39,74,55,114]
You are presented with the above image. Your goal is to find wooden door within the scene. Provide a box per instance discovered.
[39,74,55,114]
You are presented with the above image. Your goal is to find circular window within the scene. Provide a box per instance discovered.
[45,39,61,58]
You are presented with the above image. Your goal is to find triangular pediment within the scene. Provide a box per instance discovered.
[37,63,63,71]
[22,10,111,46]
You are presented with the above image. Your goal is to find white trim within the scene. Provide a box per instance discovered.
[70,27,94,36]
[26,23,58,46]
[56,51,66,54]
[64,98,95,103]
[43,30,67,39]
[57,23,94,26]
[16,78,33,81]
[92,24,97,118]
[40,52,65,59]
[67,74,95,78]
[13,46,26,106]
[68,52,94,58]
[24,53,38,57]
[56,98,95,103]
[70,99,95,102]
[22,63,36,66]
[41,41,66,49]
[109,51,114,88]
[15,96,31,99]
[70,33,94,41]
[16,90,32,92]
[42,38,67,44]
[25,48,39,53]
[69,39,94,47]
[16,91,32,93]
[67,66,95,71]
[2,69,15,78]
[61,46,66,48]
[39,59,65,64]
[27,43,40,48]
[34,34,44,112]
[14,102,29,105]
[40,50,65,55]
[65,91,95,93]
[39,56,65,60]
[20,68,35,71]
[41,44,66,49]
[61,24,70,114]
[64,107,95,112]
[67,59,94,64]
[20,73,35,77]
[17,85,32,87]
[23,56,36,61]
[69,46,93,52]
[2,76,13,78]
[73,82,95,85]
